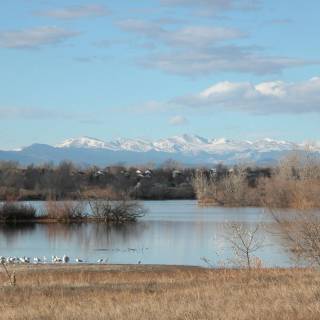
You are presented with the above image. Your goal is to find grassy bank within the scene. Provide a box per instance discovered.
[0,265,319,319]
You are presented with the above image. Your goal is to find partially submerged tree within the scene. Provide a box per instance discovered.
[0,202,36,222]
[44,200,87,222]
[88,194,146,223]
[193,166,252,206]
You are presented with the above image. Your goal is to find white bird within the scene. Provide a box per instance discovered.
[20,257,30,264]
[52,256,62,263]
[97,258,103,263]
[63,255,70,263]
[75,258,83,263]
[7,257,16,264]
[0,256,6,264]
[34,257,41,264]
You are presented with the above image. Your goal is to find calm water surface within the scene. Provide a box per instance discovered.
[0,200,292,267]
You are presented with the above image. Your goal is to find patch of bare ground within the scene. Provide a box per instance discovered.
[0,265,320,320]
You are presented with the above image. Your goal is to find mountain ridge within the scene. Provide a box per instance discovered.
[1,135,319,166]
[54,134,313,154]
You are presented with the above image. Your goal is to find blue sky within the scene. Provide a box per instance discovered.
[1,0,320,149]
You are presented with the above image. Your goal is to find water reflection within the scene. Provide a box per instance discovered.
[0,200,293,266]
[44,222,148,249]
[0,223,36,241]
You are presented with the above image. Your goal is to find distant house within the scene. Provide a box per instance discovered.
[172,170,182,178]
[121,170,130,177]
[144,170,153,178]
[94,170,105,177]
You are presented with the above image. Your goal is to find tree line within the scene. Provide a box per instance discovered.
[0,160,273,201]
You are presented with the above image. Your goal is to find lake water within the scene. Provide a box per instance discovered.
[0,200,293,267]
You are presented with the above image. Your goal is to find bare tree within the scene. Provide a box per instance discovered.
[192,170,223,205]
[266,151,320,266]
[271,209,320,266]
[44,200,87,222]
[193,167,250,206]
[225,223,264,269]
[88,194,146,223]
[265,151,320,209]
[220,166,248,206]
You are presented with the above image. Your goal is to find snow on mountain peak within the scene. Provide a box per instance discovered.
[114,138,153,152]
[56,136,113,149]
[55,134,316,156]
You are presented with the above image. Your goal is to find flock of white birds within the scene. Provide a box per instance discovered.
[0,255,108,264]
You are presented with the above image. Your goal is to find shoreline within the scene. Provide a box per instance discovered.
[0,218,139,224]
[1,263,310,271]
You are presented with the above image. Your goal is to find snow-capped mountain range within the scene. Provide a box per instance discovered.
[55,135,315,154]
[1,135,319,166]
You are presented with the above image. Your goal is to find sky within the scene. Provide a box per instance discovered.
[0,0,320,149]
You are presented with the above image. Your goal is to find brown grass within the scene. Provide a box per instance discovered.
[1,265,320,320]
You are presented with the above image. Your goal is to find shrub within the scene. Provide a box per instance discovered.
[44,201,87,222]
[0,202,37,222]
[89,199,146,223]
[265,152,320,209]
[267,152,320,266]
[193,167,252,206]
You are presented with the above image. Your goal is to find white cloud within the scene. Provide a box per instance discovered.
[35,5,110,20]
[0,107,70,119]
[169,115,188,125]
[159,0,260,15]
[165,26,245,47]
[173,77,320,114]
[129,100,170,113]
[118,19,245,47]
[0,27,80,49]
[142,46,307,76]
[118,19,312,76]
[0,107,99,122]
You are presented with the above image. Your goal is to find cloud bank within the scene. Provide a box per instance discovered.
[169,115,188,126]
[118,18,311,76]
[0,107,71,119]
[118,19,245,47]
[173,77,320,114]
[36,5,110,20]
[0,26,79,49]
[159,0,260,15]
[142,46,306,76]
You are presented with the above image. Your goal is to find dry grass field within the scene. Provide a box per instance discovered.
[0,265,320,320]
